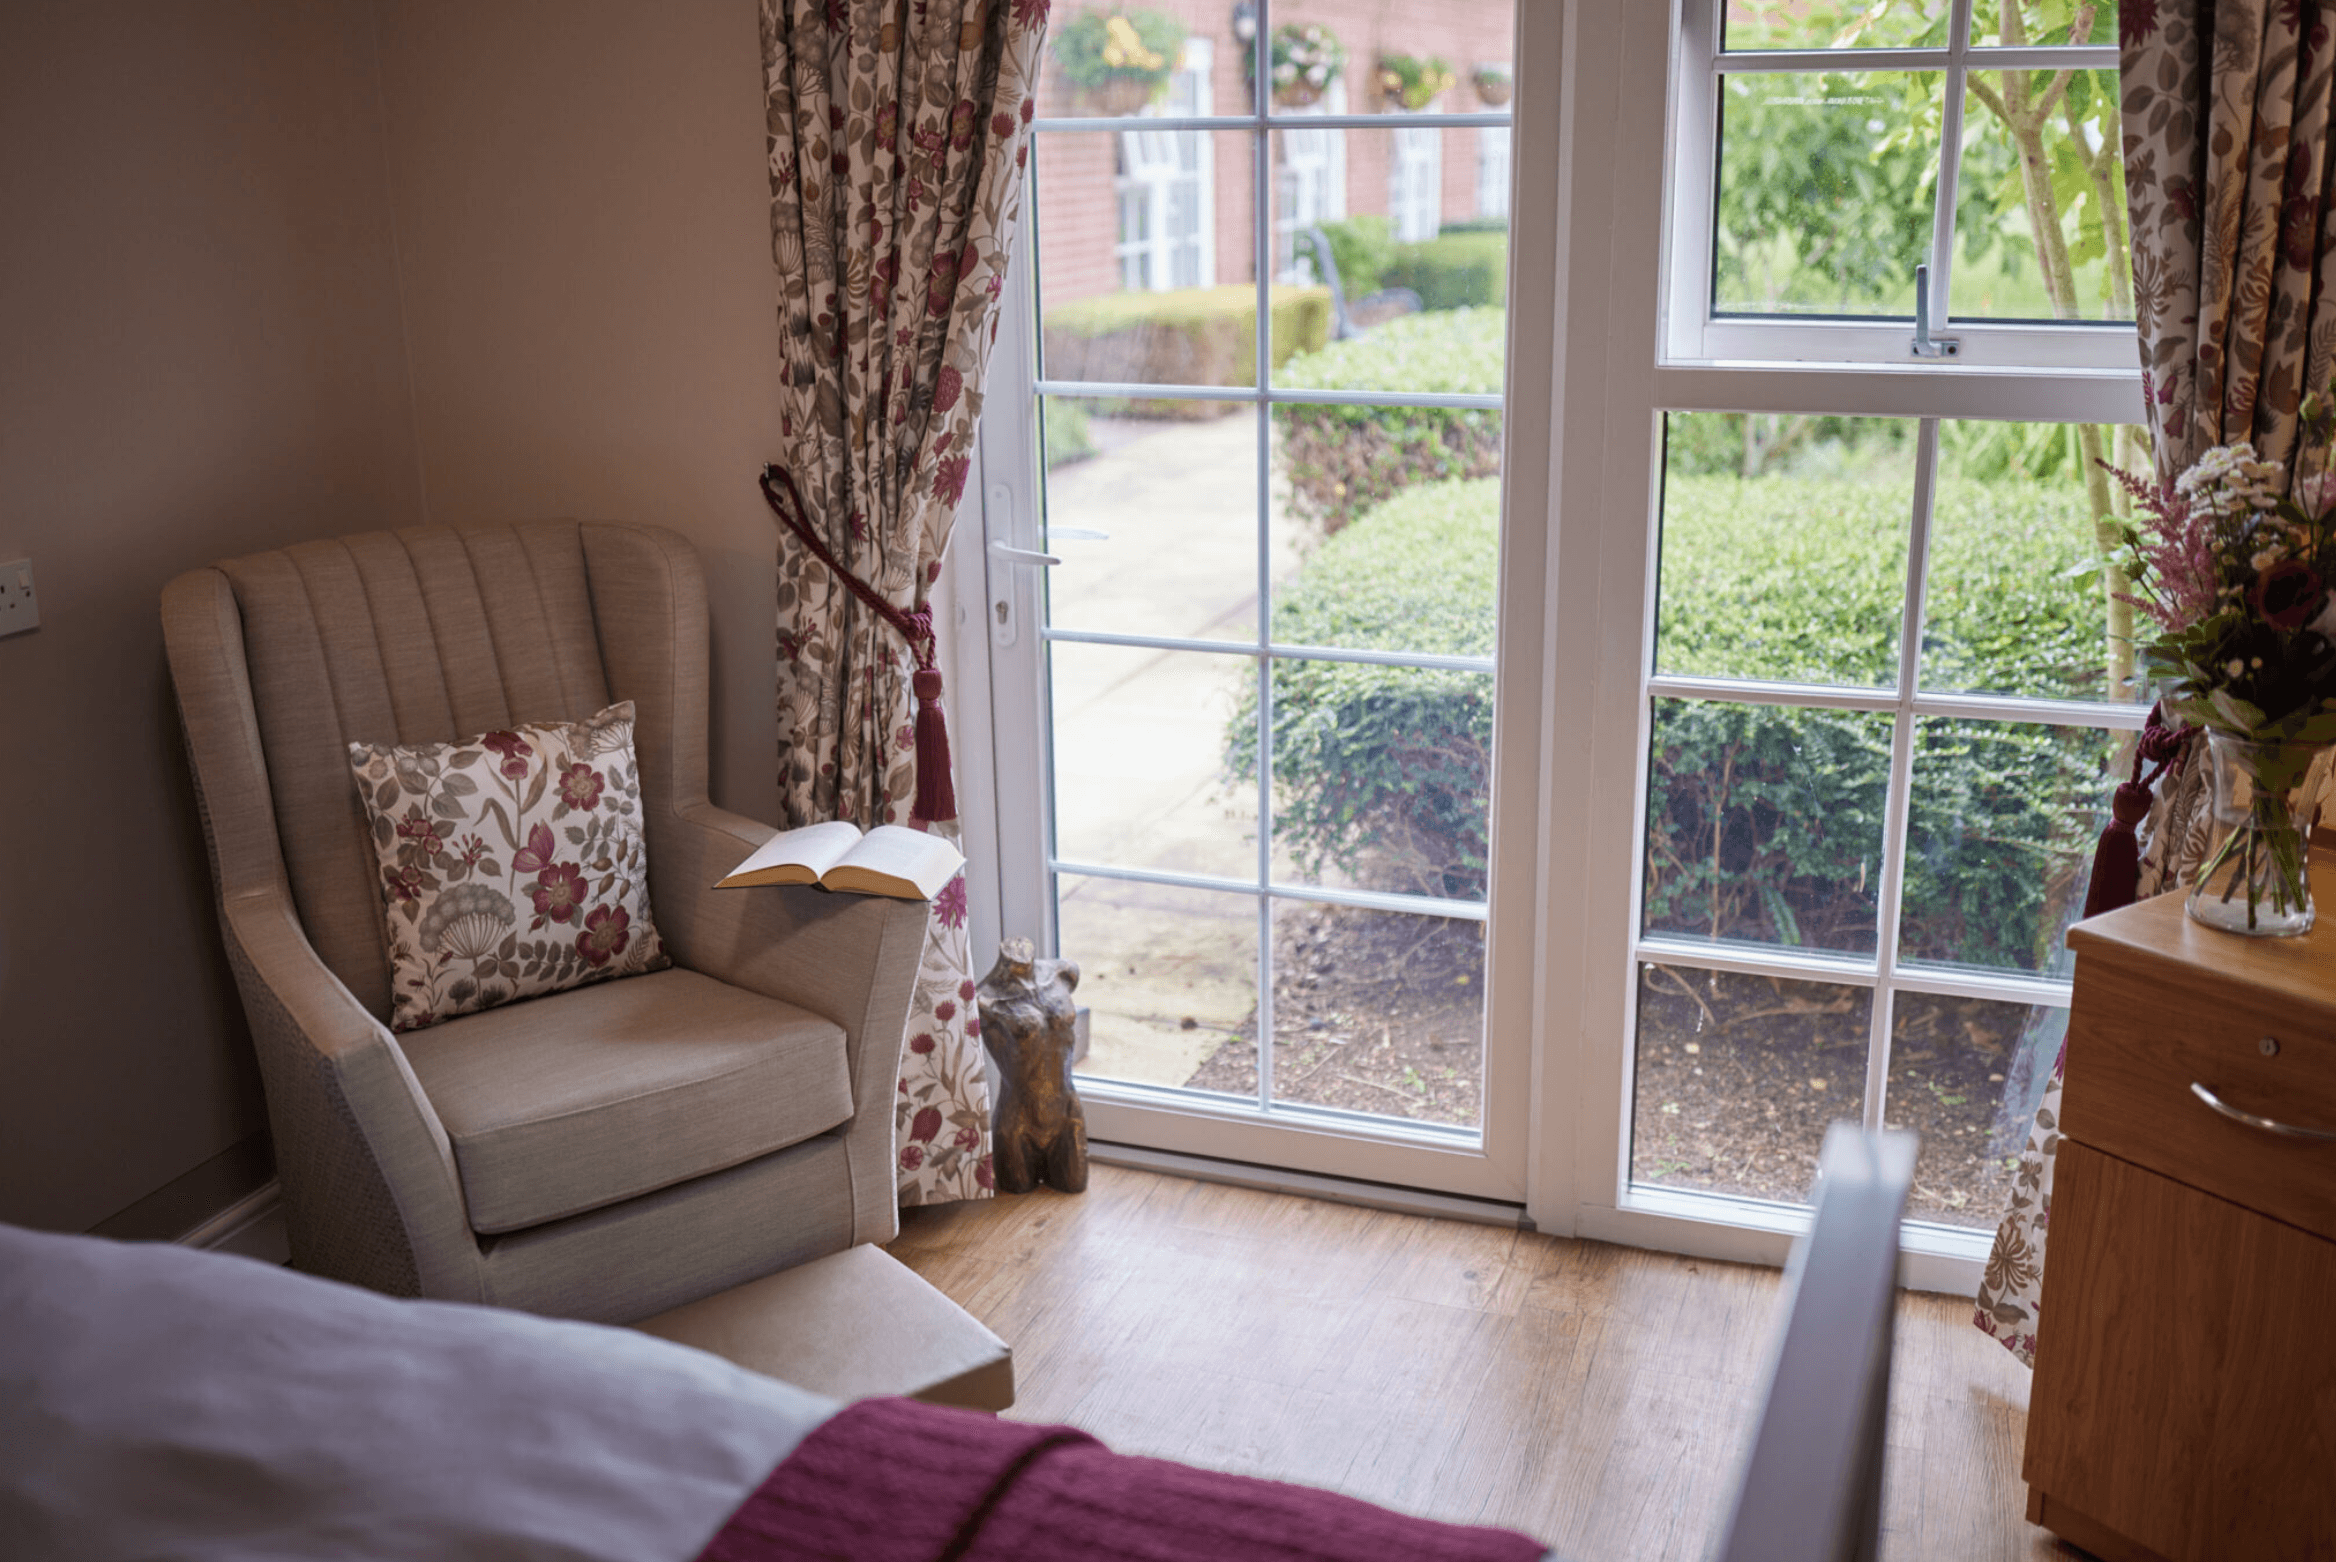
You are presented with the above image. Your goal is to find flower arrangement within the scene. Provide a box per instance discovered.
[2111,401,2336,930]
[1263,22,1345,108]
[1471,63,1513,107]
[1052,9,1186,115]
[1377,52,1457,111]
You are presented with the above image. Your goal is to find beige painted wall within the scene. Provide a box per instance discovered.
[373,0,787,821]
[0,3,422,1231]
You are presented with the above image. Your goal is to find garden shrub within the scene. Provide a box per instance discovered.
[1276,308,1504,531]
[1382,230,1509,311]
[1316,215,1395,299]
[1239,468,2116,969]
[1043,398,1095,470]
[1042,284,1331,419]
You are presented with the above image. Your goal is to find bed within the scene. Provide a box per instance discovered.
[0,1125,1910,1561]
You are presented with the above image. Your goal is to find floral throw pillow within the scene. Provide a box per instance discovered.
[349,701,669,1031]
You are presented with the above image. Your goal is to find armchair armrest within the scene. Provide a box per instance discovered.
[217,886,481,1301]
[650,802,925,1246]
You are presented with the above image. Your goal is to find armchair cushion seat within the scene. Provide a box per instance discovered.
[399,968,854,1235]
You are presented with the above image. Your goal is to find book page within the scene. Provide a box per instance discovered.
[823,825,966,900]
[715,819,864,889]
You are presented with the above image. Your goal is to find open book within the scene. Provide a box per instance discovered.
[715,820,964,902]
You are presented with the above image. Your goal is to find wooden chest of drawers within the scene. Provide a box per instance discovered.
[2023,856,2336,1562]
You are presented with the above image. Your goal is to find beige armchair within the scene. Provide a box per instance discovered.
[162,523,924,1324]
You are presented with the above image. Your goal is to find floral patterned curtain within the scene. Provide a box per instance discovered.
[760,0,1048,1205]
[1978,0,2336,1361]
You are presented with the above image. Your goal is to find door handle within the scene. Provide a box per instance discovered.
[989,541,1063,567]
[2189,1081,2336,1142]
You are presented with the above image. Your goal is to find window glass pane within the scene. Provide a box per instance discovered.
[1051,641,1258,880]
[1715,72,1944,317]
[1970,0,2119,46]
[1723,0,1952,50]
[1924,419,2152,704]
[1062,874,1257,1092]
[1268,126,1511,394]
[1950,71,2129,322]
[1656,413,1915,689]
[1269,409,1501,652]
[1209,900,1484,1127]
[1886,992,2067,1228]
[1632,965,1872,1205]
[1258,662,1494,902]
[1043,395,1263,644]
[1899,718,2115,979]
[1267,0,1519,117]
[1642,699,1893,955]
[1036,130,1253,388]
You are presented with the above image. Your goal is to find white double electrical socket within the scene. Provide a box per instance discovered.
[0,559,39,637]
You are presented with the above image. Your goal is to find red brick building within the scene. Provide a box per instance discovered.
[1032,3,1515,309]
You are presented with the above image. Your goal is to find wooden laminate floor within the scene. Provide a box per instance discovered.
[888,1164,2080,1562]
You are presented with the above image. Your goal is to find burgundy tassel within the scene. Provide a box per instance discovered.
[2080,777,2152,919]
[911,667,957,826]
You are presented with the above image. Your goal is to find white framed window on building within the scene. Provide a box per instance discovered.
[1388,107,1443,242]
[1116,37,1216,291]
[1539,0,2138,1285]
[1475,125,1510,220]
[1273,77,1345,280]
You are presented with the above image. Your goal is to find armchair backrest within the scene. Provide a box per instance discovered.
[163,523,713,1020]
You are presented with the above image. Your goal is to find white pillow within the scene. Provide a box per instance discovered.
[0,1224,834,1561]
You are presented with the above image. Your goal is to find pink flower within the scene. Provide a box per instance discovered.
[557,763,604,811]
[910,1106,943,1143]
[482,730,533,778]
[992,112,1013,140]
[974,1155,995,1190]
[909,1031,937,1054]
[949,99,977,150]
[2252,559,2324,629]
[953,1126,982,1150]
[396,811,445,855]
[512,822,558,875]
[933,872,968,930]
[900,1145,924,1171]
[530,863,588,924]
[935,999,956,1023]
[576,904,631,966]
[934,363,962,413]
[385,864,426,903]
[958,979,976,1002]
[933,454,971,507]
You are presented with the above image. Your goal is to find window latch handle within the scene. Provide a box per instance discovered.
[1911,264,1959,358]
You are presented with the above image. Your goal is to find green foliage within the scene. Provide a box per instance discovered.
[1051,10,1186,99]
[1316,216,1395,299]
[1043,285,1331,418]
[1043,398,1095,470]
[1276,309,1504,529]
[1242,464,2117,968]
[1375,53,1457,111]
[1383,230,1509,312]
[1226,479,1499,898]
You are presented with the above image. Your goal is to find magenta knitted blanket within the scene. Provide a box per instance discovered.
[696,1396,1549,1561]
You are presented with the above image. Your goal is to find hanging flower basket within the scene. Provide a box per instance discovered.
[1053,9,1186,116]
[1376,52,1456,112]
[1259,22,1346,110]
[1472,65,1512,107]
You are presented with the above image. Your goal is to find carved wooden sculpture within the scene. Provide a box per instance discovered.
[976,938,1087,1194]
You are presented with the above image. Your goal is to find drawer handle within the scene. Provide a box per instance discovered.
[2189,1081,2336,1143]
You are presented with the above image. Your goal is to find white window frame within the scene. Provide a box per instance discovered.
[1389,103,1445,242]
[1533,0,2148,1291]
[1662,0,2129,371]
[1115,38,1217,291]
[966,13,1537,1204]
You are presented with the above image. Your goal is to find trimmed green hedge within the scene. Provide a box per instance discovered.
[1316,216,1396,298]
[1383,230,1508,311]
[1275,309,1504,530]
[1042,284,1331,419]
[1237,471,2115,966]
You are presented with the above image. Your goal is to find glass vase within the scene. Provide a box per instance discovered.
[2186,733,2327,937]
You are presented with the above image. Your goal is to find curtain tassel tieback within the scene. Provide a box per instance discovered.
[761,463,957,826]
[2080,703,2187,919]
